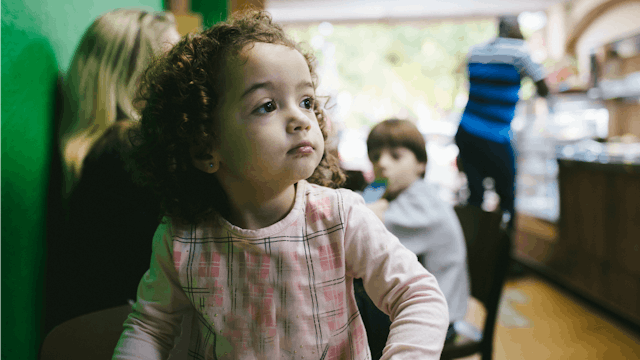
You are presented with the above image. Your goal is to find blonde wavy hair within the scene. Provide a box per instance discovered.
[59,8,178,196]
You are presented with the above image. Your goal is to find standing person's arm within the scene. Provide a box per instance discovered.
[517,46,552,114]
[342,190,449,360]
[518,46,549,98]
[113,220,193,360]
[535,79,549,98]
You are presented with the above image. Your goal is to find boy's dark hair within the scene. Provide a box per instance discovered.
[366,119,427,177]
[498,15,524,40]
[130,10,345,224]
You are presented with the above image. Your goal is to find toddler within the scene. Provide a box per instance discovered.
[113,11,448,360]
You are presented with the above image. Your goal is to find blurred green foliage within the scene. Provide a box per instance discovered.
[286,20,496,129]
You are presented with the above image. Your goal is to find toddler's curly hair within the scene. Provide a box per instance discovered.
[131,10,345,224]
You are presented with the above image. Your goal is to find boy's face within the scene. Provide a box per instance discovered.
[369,147,425,199]
[209,42,324,191]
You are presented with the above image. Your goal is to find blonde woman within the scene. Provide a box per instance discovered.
[59,8,180,197]
[46,8,180,332]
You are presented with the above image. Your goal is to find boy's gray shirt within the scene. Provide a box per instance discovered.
[384,179,470,323]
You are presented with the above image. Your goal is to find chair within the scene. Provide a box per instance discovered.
[39,304,192,360]
[440,205,512,360]
[39,304,132,360]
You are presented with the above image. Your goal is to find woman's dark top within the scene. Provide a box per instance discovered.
[45,120,160,331]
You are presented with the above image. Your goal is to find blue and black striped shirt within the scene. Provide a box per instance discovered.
[460,37,545,143]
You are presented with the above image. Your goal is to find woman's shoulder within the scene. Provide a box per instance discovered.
[83,120,137,166]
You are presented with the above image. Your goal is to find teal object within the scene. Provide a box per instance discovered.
[362,179,387,203]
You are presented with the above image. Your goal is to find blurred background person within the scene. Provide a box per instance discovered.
[45,8,180,332]
[58,8,180,198]
[357,119,470,359]
[455,15,549,232]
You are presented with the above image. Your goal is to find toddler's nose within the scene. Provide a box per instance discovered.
[286,109,312,133]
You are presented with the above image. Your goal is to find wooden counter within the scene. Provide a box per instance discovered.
[515,155,640,327]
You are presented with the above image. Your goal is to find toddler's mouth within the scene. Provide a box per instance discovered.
[289,141,314,154]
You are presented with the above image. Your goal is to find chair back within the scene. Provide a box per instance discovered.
[39,304,132,360]
[453,205,512,350]
[39,304,193,360]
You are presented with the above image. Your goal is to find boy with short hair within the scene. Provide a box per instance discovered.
[359,119,470,358]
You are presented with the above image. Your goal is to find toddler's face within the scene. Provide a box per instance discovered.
[212,42,324,190]
[369,147,425,199]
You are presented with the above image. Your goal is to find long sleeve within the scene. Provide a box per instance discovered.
[515,43,545,82]
[383,180,470,323]
[113,219,193,360]
[341,190,449,360]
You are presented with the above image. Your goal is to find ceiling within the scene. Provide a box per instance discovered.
[265,0,569,23]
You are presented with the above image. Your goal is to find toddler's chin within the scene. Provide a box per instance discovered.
[303,167,318,181]
[309,157,323,174]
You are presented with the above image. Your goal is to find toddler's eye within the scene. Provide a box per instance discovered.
[256,101,276,114]
[300,97,314,110]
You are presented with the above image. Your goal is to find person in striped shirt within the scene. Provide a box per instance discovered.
[455,15,549,231]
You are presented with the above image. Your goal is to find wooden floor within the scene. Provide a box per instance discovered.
[458,273,640,360]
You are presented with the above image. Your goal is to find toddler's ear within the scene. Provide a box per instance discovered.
[190,147,221,174]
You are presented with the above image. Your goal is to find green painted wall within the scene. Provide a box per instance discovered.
[2,3,59,359]
[1,1,162,359]
[15,1,164,72]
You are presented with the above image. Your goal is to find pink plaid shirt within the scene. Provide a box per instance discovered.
[113,180,448,360]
